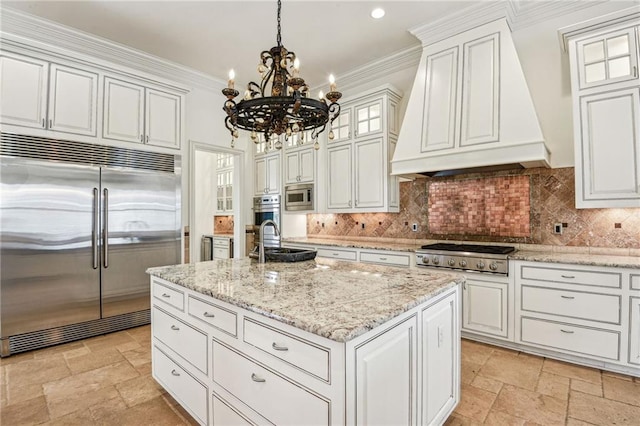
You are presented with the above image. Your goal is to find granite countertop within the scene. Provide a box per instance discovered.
[147,258,462,342]
[283,237,639,269]
[510,251,640,269]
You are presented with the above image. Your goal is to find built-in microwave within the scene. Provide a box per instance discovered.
[284,183,314,211]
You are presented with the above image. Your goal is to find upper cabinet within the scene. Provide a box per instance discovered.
[103,77,182,149]
[326,85,400,213]
[0,49,186,151]
[1,52,98,137]
[561,12,640,209]
[216,153,234,214]
[392,19,549,175]
[576,27,638,90]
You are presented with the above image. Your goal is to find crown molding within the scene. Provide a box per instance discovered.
[409,0,606,46]
[0,6,223,92]
[558,5,640,52]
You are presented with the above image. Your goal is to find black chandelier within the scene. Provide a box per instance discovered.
[222,0,341,151]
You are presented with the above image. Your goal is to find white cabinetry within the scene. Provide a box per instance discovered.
[212,236,232,259]
[284,147,315,184]
[151,276,460,425]
[562,18,640,208]
[0,52,98,136]
[254,152,280,195]
[215,153,234,214]
[103,76,182,149]
[326,85,400,213]
[462,274,511,340]
[352,316,417,425]
[630,296,640,365]
[514,261,639,376]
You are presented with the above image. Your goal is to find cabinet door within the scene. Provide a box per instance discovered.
[327,144,353,209]
[354,138,384,208]
[462,277,509,338]
[0,53,48,129]
[254,157,267,195]
[284,151,300,184]
[145,88,181,148]
[103,77,145,143]
[298,148,315,182]
[630,297,640,365]
[48,64,99,136]
[576,27,639,90]
[331,108,352,142]
[460,32,500,146]
[354,99,383,138]
[577,88,640,207]
[265,154,280,194]
[421,47,459,152]
[354,316,417,426]
[422,292,458,425]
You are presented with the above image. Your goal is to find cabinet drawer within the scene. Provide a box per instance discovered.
[521,286,620,324]
[520,317,619,360]
[213,393,255,426]
[213,340,329,426]
[520,265,620,288]
[360,251,410,267]
[153,346,208,424]
[153,307,208,373]
[213,247,229,259]
[316,248,357,261]
[243,318,330,382]
[632,275,640,291]
[188,295,237,336]
[152,282,184,311]
[213,237,231,248]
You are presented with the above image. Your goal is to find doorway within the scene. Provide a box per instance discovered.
[189,141,245,262]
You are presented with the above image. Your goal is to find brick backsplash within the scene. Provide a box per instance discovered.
[307,167,640,249]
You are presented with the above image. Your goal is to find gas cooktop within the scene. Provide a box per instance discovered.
[416,243,516,274]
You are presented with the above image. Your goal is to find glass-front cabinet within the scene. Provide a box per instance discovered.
[216,153,234,214]
[576,26,638,89]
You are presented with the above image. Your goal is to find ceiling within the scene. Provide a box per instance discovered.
[2,1,477,87]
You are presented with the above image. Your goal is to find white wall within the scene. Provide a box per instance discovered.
[193,150,217,261]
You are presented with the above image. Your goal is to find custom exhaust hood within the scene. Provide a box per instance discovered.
[391,18,550,177]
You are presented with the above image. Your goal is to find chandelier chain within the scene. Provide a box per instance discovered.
[276,0,282,47]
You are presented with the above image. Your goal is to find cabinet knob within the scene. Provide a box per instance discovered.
[42,118,46,128]
[49,119,52,128]
[146,135,149,143]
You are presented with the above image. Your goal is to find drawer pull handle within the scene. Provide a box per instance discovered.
[379,257,387,261]
[251,373,266,383]
[561,295,575,299]
[203,312,215,318]
[171,369,180,376]
[560,329,574,334]
[332,253,339,256]
[170,325,180,331]
[272,342,289,351]
[561,275,575,279]
[161,293,171,298]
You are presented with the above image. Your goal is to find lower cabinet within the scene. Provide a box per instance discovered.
[462,273,510,340]
[150,277,460,425]
[630,297,640,365]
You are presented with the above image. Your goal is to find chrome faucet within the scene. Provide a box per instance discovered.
[258,219,280,263]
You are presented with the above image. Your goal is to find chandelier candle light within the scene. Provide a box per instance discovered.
[222,0,342,150]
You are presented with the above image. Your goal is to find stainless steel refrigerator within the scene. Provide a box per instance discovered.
[0,133,181,356]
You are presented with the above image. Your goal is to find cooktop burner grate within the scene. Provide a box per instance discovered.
[420,243,516,255]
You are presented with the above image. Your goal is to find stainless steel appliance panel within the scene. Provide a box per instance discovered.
[0,157,101,337]
[100,167,180,318]
[253,195,281,248]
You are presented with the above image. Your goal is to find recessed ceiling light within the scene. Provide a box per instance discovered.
[371,8,385,19]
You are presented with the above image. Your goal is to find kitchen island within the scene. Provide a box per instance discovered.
[147,258,463,425]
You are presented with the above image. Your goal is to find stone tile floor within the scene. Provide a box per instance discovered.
[1,327,639,425]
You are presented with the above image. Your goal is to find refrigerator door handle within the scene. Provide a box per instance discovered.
[92,187,99,269]
[103,188,109,268]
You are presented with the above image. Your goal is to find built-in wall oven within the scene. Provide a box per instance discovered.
[253,194,281,249]
[285,183,314,211]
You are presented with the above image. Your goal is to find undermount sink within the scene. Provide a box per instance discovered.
[263,247,317,262]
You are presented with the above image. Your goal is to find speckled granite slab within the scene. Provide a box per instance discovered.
[147,258,462,343]
[510,251,640,269]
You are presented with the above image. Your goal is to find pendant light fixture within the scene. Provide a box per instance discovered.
[222,0,342,151]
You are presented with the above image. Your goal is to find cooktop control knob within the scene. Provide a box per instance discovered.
[447,259,456,266]
[459,260,467,268]
[489,262,498,271]
[432,257,440,265]
[421,256,429,264]
[477,261,485,269]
